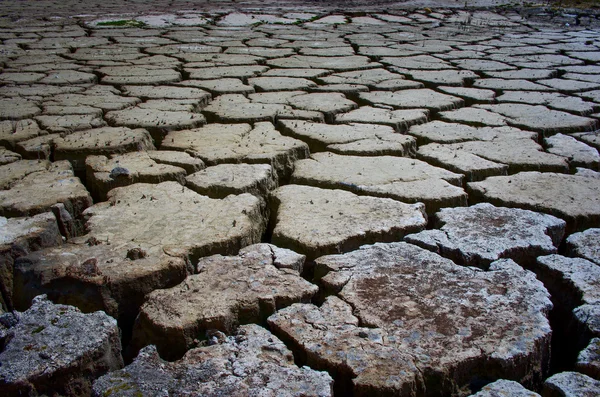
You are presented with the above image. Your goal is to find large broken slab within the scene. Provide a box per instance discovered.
[567,228,600,266]
[0,295,123,397]
[278,119,416,156]
[0,160,91,229]
[405,203,565,268]
[53,126,155,174]
[269,243,552,395]
[13,182,266,324]
[132,243,317,359]
[0,212,62,311]
[85,152,190,201]
[270,185,426,259]
[161,122,308,179]
[470,380,540,397]
[468,172,600,233]
[94,325,333,397]
[291,152,466,214]
[543,371,600,397]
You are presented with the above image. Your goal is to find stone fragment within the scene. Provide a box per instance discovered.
[476,104,598,134]
[545,133,600,169]
[0,212,62,310]
[0,295,122,396]
[577,338,600,380]
[94,325,333,397]
[53,126,155,173]
[470,380,540,396]
[270,185,427,258]
[278,119,416,156]
[162,122,308,179]
[186,163,276,200]
[567,228,600,266]
[418,143,508,182]
[292,152,465,214]
[85,152,189,200]
[0,160,91,225]
[543,371,600,397]
[359,89,463,112]
[132,244,316,358]
[269,244,552,395]
[468,172,600,233]
[405,203,565,268]
[334,106,428,132]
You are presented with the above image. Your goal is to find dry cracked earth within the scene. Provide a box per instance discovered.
[2,1,600,396]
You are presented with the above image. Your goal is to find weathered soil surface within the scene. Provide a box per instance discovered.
[1,1,600,396]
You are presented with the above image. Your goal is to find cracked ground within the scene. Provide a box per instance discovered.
[1,1,600,396]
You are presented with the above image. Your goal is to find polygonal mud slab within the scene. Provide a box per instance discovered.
[0,119,45,149]
[291,152,465,214]
[405,203,565,268]
[576,338,600,380]
[545,133,600,169]
[185,65,269,80]
[334,106,428,132]
[419,137,568,174]
[359,89,463,112]
[15,133,60,160]
[383,55,454,70]
[286,92,357,122]
[161,122,308,179]
[186,163,276,200]
[53,127,156,174]
[104,106,206,142]
[131,243,317,359]
[535,255,600,307]
[278,119,416,156]
[179,78,255,95]
[468,172,600,233]
[201,94,303,123]
[438,107,508,127]
[39,70,97,85]
[34,114,106,134]
[408,120,536,144]
[401,70,479,86]
[476,104,598,134]
[496,91,599,115]
[145,150,205,174]
[437,86,496,104]
[470,380,540,397]
[94,325,333,397]
[269,185,426,259]
[472,78,554,92]
[417,143,509,182]
[572,131,600,151]
[0,295,123,397]
[0,160,91,225]
[270,244,552,396]
[0,212,62,310]
[0,98,41,120]
[248,77,317,92]
[98,65,181,85]
[543,371,600,397]
[567,228,600,266]
[267,55,380,71]
[0,148,20,165]
[85,152,191,201]
[43,91,141,112]
[122,85,211,103]
[317,68,418,90]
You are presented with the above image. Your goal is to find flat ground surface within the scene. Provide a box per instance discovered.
[2,1,600,396]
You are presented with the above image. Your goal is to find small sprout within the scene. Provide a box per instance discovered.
[32,325,45,334]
